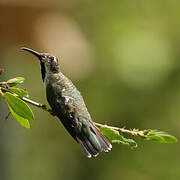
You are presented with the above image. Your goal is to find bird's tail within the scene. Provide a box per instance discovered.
[76,123,112,158]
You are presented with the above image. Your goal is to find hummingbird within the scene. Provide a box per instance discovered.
[21,47,112,158]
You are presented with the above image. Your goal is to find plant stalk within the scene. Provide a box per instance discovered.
[0,85,147,138]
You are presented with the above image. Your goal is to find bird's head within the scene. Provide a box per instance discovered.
[21,47,60,81]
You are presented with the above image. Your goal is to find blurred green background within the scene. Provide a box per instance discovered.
[0,0,180,180]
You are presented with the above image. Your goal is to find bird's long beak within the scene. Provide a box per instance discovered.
[21,47,42,60]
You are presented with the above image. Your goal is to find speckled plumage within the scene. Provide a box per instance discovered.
[22,47,112,158]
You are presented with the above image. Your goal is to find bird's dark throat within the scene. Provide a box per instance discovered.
[40,60,46,82]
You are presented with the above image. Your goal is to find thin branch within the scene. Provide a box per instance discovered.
[94,122,147,138]
[1,87,52,113]
[0,85,148,138]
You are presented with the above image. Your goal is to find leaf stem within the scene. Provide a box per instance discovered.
[94,122,147,138]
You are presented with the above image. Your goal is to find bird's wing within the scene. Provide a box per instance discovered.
[53,82,112,158]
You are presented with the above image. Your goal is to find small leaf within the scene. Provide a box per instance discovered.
[4,92,34,128]
[9,87,29,97]
[4,92,34,121]
[8,106,30,128]
[7,77,25,86]
[146,130,177,144]
[121,137,137,148]
[100,125,137,149]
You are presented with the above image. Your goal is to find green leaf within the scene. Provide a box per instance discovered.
[9,87,29,98]
[8,106,30,128]
[146,130,177,144]
[7,77,25,86]
[100,125,137,149]
[4,92,34,128]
